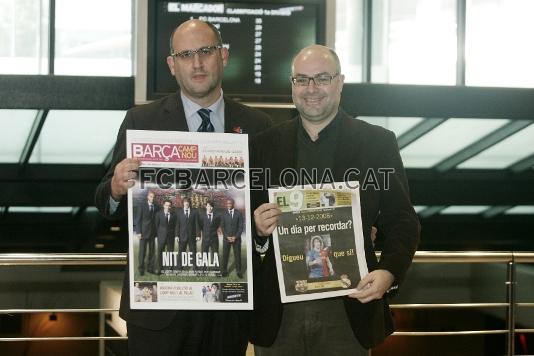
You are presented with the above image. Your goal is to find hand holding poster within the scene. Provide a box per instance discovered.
[127,130,253,310]
[269,182,368,303]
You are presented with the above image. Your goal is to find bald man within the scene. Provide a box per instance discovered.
[95,20,271,356]
[249,45,420,355]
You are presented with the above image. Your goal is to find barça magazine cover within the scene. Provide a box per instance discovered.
[127,130,252,310]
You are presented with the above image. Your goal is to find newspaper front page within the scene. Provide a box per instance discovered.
[127,130,252,310]
[269,182,368,303]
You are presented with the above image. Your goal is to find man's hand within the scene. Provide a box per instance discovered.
[196,236,201,241]
[348,269,395,303]
[110,158,140,200]
[138,234,143,240]
[254,203,281,236]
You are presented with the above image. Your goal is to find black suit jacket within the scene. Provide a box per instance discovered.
[134,201,158,238]
[198,211,221,244]
[94,92,271,335]
[154,210,176,244]
[249,110,420,349]
[175,208,198,242]
[221,209,244,239]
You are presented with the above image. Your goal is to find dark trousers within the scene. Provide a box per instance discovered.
[138,237,155,273]
[202,237,219,271]
[156,237,175,272]
[126,311,248,356]
[178,238,197,269]
[221,237,241,275]
[254,299,368,356]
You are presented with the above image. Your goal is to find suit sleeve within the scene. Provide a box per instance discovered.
[237,211,244,238]
[175,211,181,237]
[134,204,142,234]
[376,131,421,287]
[154,212,160,237]
[94,110,134,220]
[192,210,198,237]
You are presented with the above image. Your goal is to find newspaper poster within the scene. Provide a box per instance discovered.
[127,130,252,310]
[269,182,368,303]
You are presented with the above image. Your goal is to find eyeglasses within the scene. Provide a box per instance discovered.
[171,45,222,60]
[291,73,340,87]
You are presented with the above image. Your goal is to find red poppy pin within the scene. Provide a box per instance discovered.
[232,126,243,134]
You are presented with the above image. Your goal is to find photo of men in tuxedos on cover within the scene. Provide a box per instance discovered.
[221,198,244,278]
[154,199,177,274]
[134,191,158,276]
[175,197,199,269]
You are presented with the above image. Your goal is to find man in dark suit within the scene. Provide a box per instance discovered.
[220,198,244,278]
[198,201,221,271]
[175,197,199,269]
[154,199,176,274]
[250,45,420,355]
[94,19,271,356]
[134,191,158,276]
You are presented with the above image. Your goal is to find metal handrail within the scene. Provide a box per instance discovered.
[0,251,533,353]
[1,251,534,266]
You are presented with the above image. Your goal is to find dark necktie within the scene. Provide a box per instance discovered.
[166,212,169,223]
[208,214,212,223]
[185,210,189,219]
[197,108,214,132]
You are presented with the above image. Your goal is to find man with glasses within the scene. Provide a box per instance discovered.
[250,45,420,355]
[95,19,271,356]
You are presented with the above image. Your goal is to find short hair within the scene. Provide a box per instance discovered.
[163,199,172,205]
[169,21,223,54]
[205,201,214,208]
[182,197,191,204]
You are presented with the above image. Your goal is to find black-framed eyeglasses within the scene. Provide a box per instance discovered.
[291,73,340,87]
[171,45,222,60]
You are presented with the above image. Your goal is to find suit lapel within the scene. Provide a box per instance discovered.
[333,110,364,181]
[224,97,238,134]
[161,92,189,132]
[272,119,298,179]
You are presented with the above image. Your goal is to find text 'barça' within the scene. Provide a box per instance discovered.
[132,143,198,162]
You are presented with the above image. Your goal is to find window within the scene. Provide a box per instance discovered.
[30,110,125,164]
[0,110,37,162]
[335,0,364,82]
[371,0,457,84]
[54,0,132,76]
[465,0,534,88]
[400,118,509,168]
[0,0,49,74]
[458,123,534,169]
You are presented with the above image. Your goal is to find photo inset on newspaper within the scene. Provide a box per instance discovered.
[269,182,368,303]
[127,130,252,310]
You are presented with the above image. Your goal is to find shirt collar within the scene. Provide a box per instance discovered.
[297,110,342,143]
[181,89,224,121]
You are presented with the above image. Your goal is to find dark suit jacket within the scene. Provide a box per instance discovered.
[198,211,221,244]
[154,210,177,244]
[175,208,198,242]
[249,110,420,349]
[134,201,158,238]
[94,92,271,336]
[221,209,244,240]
